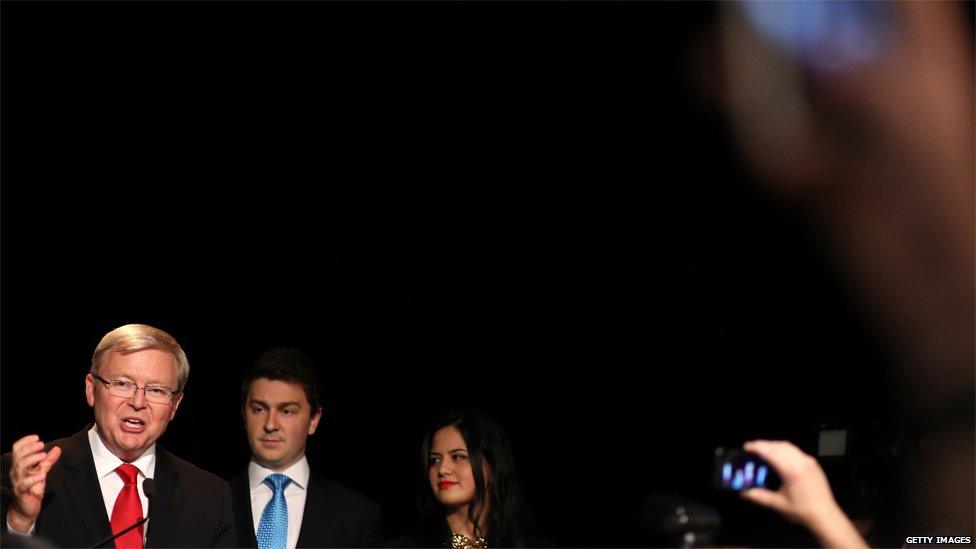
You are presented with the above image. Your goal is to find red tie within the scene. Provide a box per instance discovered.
[110,464,144,549]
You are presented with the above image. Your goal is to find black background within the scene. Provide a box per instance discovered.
[2,3,897,546]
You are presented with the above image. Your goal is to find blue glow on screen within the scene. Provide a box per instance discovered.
[741,1,891,73]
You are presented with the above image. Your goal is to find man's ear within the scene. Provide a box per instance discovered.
[168,392,184,421]
[85,374,96,407]
[308,407,323,436]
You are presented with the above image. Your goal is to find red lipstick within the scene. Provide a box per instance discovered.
[438,481,457,489]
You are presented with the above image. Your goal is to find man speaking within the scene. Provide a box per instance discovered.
[1,324,237,547]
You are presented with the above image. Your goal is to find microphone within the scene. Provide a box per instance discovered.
[88,478,154,549]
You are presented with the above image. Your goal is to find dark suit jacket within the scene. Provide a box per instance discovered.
[230,466,384,548]
[1,426,237,548]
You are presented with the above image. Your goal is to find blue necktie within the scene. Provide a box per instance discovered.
[256,474,292,549]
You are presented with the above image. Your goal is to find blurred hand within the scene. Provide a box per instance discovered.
[7,435,61,534]
[740,440,837,524]
[741,440,866,548]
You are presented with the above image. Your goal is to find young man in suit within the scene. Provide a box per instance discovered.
[2,324,237,547]
[230,348,384,549]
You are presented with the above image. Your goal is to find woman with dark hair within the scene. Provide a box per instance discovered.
[390,411,549,548]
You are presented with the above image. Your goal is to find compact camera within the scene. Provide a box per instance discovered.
[713,447,780,492]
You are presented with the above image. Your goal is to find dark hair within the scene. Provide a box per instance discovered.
[240,348,322,412]
[419,410,532,548]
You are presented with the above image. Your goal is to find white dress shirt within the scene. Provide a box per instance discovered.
[248,457,310,549]
[89,426,155,542]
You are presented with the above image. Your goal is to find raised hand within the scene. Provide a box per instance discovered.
[741,440,866,549]
[7,435,62,534]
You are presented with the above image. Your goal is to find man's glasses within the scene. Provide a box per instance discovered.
[91,373,179,404]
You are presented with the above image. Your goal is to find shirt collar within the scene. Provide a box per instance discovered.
[88,425,157,481]
[248,455,309,492]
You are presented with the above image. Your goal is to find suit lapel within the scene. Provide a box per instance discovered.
[144,446,183,548]
[55,427,113,545]
[230,472,258,547]
[295,474,321,548]
[296,473,339,549]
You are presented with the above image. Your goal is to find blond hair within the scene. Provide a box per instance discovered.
[91,324,190,392]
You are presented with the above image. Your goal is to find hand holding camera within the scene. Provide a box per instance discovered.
[737,440,867,549]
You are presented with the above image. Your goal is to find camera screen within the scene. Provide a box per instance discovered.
[713,447,780,491]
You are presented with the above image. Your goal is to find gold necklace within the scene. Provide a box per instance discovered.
[451,531,487,549]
